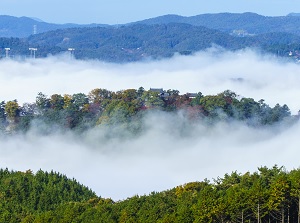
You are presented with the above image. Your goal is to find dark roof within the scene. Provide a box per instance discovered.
[150,88,164,93]
[187,93,198,98]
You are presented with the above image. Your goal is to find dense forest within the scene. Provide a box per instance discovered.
[0,87,294,135]
[1,23,300,62]
[0,169,97,222]
[1,166,300,222]
[2,13,300,61]
[134,12,300,36]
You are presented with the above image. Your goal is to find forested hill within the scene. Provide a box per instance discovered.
[1,23,300,62]
[0,169,97,222]
[133,12,300,36]
[0,88,293,135]
[1,13,300,61]
[26,23,248,61]
[2,166,300,222]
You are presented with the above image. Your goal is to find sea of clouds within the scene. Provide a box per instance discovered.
[0,48,299,200]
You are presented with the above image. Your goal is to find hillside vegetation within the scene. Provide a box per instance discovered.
[0,88,293,135]
[134,12,300,36]
[0,23,299,62]
[1,13,300,61]
[1,166,300,222]
[0,169,96,222]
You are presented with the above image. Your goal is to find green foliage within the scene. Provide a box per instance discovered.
[5,100,20,119]
[136,12,300,36]
[1,167,300,222]
[141,90,164,108]
[0,101,6,130]
[2,20,300,61]
[36,92,50,113]
[0,169,96,222]
[49,94,64,111]
[1,88,294,135]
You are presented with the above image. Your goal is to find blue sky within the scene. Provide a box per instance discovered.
[0,0,300,24]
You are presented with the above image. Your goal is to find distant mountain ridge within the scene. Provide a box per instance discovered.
[132,12,300,36]
[0,15,109,38]
[2,12,300,38]
[287,13,300,17]
[0,22,299,62]
[1,13,300,62]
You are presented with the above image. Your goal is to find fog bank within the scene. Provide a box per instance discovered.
[0,112,299,200]
[0,49,299,113]
[0,49,300,200]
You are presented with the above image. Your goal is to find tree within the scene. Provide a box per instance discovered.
[137,87,145,97]
[267,172,291,223]
[0,101,5,119]
[200,94,227,118]
[50,94,64,111]
[0,101,6,130]
[190,92,203,106]
[36,92,50,113]
[72,93,89,111]
[63,94,73,110]
[20,103,37,116]
[5,100,20,120]
[119,89,138,102]
[289,169,300,223]
[88,88,112,105]
[193,183,218,223]
[248,173,269,223]
[141,90,165,109]
[235,97,260,121]
[269,103,291,123]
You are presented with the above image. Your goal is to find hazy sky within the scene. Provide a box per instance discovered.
[0,0,300,24]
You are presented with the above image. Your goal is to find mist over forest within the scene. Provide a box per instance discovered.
[1,48,300,113]
[0,48,299,202]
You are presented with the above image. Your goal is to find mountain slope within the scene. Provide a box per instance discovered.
[2,12,300,38]
[0,15,109,38]
[25,23,300,61]
[27,23,247,61]
[0,23,299,62]
[133,12,300,36]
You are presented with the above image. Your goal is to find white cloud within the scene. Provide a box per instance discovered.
[1,49,299,113]
[0,112,299,200]
[0,49,300,200]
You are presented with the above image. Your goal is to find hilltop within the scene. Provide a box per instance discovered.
[133,12,300,36]
[0,15,108,38]
[2,12,300,38]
